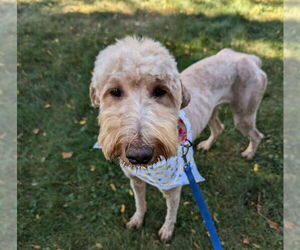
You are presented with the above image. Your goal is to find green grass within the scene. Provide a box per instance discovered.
[17,0,283,249]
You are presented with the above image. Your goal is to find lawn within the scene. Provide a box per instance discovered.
[17,0,283,249]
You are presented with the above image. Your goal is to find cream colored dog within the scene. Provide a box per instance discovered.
[90,37,267,241]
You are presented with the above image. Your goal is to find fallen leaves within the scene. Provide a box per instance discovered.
[243,238,250,244]
[252,193,281,231]
[213,213,219,223]
[44,103,51,108]
[110,183,116,192]
[17,133,24,139]
[120,204,126,213]
[61,152,73,159]
[95,243,103,248]
[31,245,41,249]
[90,165,96,172]
[32,128,40,134]
[79,117,88,125]
[193,241,201,249]
[128,189,133,196]
[253,243,261,248]
[253,163,260,172]
[267,219,281,231]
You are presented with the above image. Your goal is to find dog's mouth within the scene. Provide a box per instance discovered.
[120,154,166,168]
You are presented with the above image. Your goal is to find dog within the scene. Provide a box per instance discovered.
[89,37,267,241]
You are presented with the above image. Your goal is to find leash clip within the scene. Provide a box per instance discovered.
[182,139,193,165]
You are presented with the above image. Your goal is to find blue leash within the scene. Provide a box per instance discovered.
[182,141,223,250]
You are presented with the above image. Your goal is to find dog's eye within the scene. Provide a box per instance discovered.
[152,87,167,98]
[109,88,123,97]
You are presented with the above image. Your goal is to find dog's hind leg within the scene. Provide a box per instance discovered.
[126,176,147,229]
[233,113,264,160]
[232,58,267,160]
[197,106,224,151]
[159,186,182,242]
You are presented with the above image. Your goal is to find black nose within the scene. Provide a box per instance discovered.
[126,145,153,165]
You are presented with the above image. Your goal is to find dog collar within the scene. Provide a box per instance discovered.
[178,117,188,144]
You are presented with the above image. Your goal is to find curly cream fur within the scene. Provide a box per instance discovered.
[90,37,267,242]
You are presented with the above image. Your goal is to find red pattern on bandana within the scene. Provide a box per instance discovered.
[178,118,188,144]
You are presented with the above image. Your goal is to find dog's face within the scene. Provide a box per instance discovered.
[90,37,190,166]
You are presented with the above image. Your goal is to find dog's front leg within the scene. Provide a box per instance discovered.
[126,176,147,229]
[159,186,182,241]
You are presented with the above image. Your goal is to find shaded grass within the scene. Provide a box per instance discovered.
[18,0,283,249]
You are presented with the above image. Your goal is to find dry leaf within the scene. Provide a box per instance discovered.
[120,204,126,213]
[183,201,191,206]
[90,165,96,172]
[164,244,171,247]
[44,103,51,108]
[61,152,73,159]
[66,103,74,109]
[110,183,116,191]
[253,163,260,172]
[32,245,41,249]
[32,128,40,134]
[41,157,46,163]
[252,243,261,248]
[17,133,24,138]
[284,220,297,231]
[79,117,88,125]
[95,243,103,248]
[243,238,250,244]
[266,218,281,231]
[213,213,219,223]
[42,132,47,136]
[193,242,201,249]
[35,214,41,220]
[194,215,199,220]
[255,194,281,231]
[128,189,133,196]
[191,229,196,234]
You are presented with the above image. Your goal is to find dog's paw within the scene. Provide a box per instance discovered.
[126,213,143,229]
[158,223,174,242]
[241,149,255,160]
[197,140,212,151]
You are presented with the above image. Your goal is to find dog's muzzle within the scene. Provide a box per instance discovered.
[126,144,153,165]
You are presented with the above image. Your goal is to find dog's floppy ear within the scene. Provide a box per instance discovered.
[89,84,100,108]
[180,81,191,109]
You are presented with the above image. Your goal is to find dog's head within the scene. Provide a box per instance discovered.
[90,37,190,166]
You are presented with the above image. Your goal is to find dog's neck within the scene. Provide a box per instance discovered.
[183,88,215,141]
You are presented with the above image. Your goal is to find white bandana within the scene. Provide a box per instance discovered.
[94,110,205,190]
